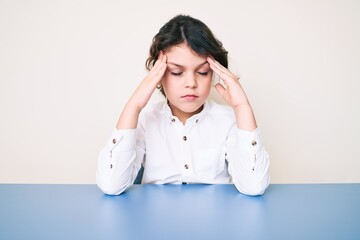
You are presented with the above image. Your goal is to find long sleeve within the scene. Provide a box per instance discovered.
[226,127,270,196]
[96,128,145,195]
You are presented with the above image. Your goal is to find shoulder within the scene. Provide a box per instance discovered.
[138,101,166,125]
[140,101,164,114]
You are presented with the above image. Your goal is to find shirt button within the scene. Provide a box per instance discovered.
[112,138,117,144]
[195,119,199,123]
[171,118,175,122]
[183,136,187,141]
[184,164,189,169]
[251,140,257,146]
[110,164,113,169]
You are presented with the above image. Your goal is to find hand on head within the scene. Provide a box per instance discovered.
[208,57,249,109]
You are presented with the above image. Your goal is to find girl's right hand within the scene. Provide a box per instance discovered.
[116,51,167,129]
[131,51,167,110]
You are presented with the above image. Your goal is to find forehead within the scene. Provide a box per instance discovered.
[165,43,208,67]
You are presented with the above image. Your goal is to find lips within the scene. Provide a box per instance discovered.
[181,94,199,100]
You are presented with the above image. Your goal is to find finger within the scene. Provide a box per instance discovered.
[151,52,166,72]
[209,64,233,86]
[155,51,164,65]
[214,83,226,97]
[159,54,167,73]
[209,58,236,80]
[145,55,167,85]
[152,51,166,69]
[207,57,227,72]
[208,58,238,86]
[153,54,167,80]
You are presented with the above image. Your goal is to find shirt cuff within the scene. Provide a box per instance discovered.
[106,129,137,152]
[235,127,264,155]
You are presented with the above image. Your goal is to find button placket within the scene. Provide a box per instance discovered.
[181,129,191,176]
[252,154,257,171]
[251,139,257,172]
[109,135,123,170]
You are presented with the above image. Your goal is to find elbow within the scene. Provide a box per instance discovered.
[96,173,131,196]
[97,183,125,196]
[235,183,266,196]
[234,175,270,196]
[240,184,267,196]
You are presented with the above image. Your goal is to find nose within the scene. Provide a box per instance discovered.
[185,73,197,88]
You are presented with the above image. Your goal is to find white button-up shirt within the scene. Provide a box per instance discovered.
[97,100,270,196]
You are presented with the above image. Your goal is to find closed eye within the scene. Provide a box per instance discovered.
[171,72,183,76]
[198,72,209,76]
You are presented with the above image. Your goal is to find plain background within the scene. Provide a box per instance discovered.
[1,0,359,184]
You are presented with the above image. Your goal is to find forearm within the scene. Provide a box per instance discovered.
[233,102,257,131]
[116,51,167,129]
[116,100,142,129]
[227,128,270,196]
[230,149,270,196]
[116,78,158,129]
[96,129,142,195]
[97,147,136,195]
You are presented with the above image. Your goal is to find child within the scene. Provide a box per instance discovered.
[96,15,270,196]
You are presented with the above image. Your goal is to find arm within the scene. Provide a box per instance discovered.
[96,52,167,195]
[208,57,270,195]
[226,128,270,196]
[116,52,167,129]
[96,129,142,195]
[208,57,256,131]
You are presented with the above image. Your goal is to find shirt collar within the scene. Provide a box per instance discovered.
[161,100,211,125]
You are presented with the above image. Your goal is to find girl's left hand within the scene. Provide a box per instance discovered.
[207,57,249,109]
[208,57,257,131]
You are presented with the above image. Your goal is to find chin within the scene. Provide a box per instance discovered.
[180,103,204,113]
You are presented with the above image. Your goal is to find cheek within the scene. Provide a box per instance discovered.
[161,76,177,94]
[200,77,213,90]
[161,71,172,82]
[201,80,212,97]
[160,74,170,86]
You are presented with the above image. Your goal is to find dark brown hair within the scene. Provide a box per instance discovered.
[146,15,228,95]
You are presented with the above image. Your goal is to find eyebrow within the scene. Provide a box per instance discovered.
[167,61,209,68]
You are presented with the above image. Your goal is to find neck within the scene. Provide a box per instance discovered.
[168,102,204,125]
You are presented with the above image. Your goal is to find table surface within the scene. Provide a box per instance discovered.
[1,184,359,240]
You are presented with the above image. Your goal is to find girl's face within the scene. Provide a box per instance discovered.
[162,43,212,123]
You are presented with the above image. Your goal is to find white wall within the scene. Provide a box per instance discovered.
[1,0,359,184]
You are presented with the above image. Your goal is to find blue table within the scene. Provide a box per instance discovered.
[1,184,359,240]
